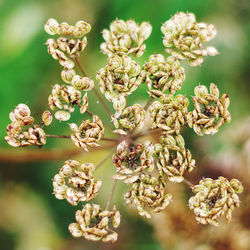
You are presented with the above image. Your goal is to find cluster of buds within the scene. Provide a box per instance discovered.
[97,54,141,110]
[69,203,120,242]
[187,83,231,136]
[189,177,243,226]
[113,140,154,183]
[112,104,145,135]
[154,135,195,183]
[48,84,88,121]
[100,19,152,57]
[5,104,46,147]
[149,94,189,135]
[124,174,172,218]
[141,54,185,98]
[70,115,104,151]
[53,160,102,206]
[161,12,218,66]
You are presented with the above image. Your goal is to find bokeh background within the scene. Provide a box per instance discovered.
[0,0,249,249]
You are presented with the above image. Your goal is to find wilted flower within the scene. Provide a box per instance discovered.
[53,160,102,206]
[5,104,46,147]
[97,54,141,109]
[70,115,104,151]
[48,84,88,121]
[112,104,145,134]
[124,174,172,218]
[189,177,243,226]
[154,135,195,183]
[113,140,154,183]
[149,94,189,135]
[187,83,231,136]
[69,203,120,242]
[100,19,152,57]
[141,54,185,97]
[161,12,218,66]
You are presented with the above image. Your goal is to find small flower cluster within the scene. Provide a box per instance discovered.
[5,104,46,147]
[69,203,120,242]
[189,177,243,226]
[5,12,243,244]
[141,54,185,98]
[161,12,218,66]
[45,18,94,121]
[69,115,104,151]
[53,160,102,206]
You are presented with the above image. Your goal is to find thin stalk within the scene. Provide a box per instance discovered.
[143,97,153,111]
[46,134,71,139]
[102,138,119,142]
[96,147,116,170]
[183,179,194,188]
[132,128,161,140]
[74,57,112,116]
[105,179,117,210]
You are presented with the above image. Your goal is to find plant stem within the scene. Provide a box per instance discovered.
[132,128,161,140]
[183,179,194,188]
[105,179,117,210]
[74,57,112,116]
[96,147,116,170]
[102,138,119,142]
[46,134,71,139]
[143,97,153,111]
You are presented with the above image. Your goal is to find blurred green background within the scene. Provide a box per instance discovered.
[0,0,249,249]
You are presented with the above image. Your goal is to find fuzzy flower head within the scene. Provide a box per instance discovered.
[124,174,172,218]
[161,12,218,66]
[112,104,145,135]
[70,115,104,151]
[141,54,185,98]
[53,160,102,206]
[48,84,89,121]
[97,54,141,108]
[69,203,120,242]
[187,83,231,136]
[189,177,243,226]
[113,140,155,183]
[101,19,152,57]
[149,94,189,135]
[154,135,195,183]
[5,104,46,147]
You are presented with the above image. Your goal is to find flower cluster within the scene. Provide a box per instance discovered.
[113,140,154,183]
[141,54,185,98]
[187,83,231,136]
[5,104,46,147]
[189,177,243,226]
[161,12,218,66]
[69,203,120,242]
[69,115,104,151]
[101,19,152,57]
[53,160,102,206]
[154,135,195,183]
[124,174,172,218]
[150,94,189,135]
[5,12,243,244]
[45,18,94,121]
[48,84,88,121]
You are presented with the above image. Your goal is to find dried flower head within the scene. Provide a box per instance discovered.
[97,54,141,109]
[69,203,120,242]
[125,174,172,218]
[149,94,189,135]
[189,177,243,226]
[112,104,145,134]
[187,83,231,136]
[48,84,88,121]
[42,110,53,126]
[141,54,185,98]
[53,160,102,206]
[100,19,152,57]
[161,12,218,66]
[5,104,46,147]
[154,135,195,183]
[70,115,104,151]
[113,140,154,183]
